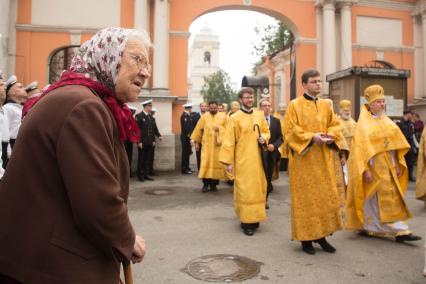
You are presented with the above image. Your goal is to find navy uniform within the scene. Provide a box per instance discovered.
[181,104,193,174]
[4,75,25,151]
[190,111,202,171]
[136,100,160,181]
[149,108,161,175]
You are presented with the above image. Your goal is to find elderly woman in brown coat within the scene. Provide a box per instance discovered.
[0,27,150,283]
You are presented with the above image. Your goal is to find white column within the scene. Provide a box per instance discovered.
[152,0,169,94]
[422,12,426,98]
[134,0,149,32]
[316,6,323,76]
[322,0,337,79]
[0,0,11,76]
[340,2,352,69]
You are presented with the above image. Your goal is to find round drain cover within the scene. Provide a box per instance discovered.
[184,254,261,282]
[144,188,175,196]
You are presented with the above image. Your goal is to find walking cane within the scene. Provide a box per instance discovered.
[253,124,268,173]
[123,262,133,284]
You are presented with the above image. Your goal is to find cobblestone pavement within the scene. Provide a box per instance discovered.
[126,171,426,284]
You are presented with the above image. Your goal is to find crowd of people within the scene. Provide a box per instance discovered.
[0,26,425,282]
[176,69,426,271]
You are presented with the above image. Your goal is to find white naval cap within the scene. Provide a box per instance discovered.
[183,103,193,108]
[5,75,18,94]
[42,84,51,92]
[141,99,152,106]
[151,108,158,112]
[25,81,39,93]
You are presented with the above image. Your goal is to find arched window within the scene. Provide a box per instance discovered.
[204,51,211,65]
[48,45,80,83]
[364,60,395,69]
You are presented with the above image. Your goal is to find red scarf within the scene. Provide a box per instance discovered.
[23,72,140,142]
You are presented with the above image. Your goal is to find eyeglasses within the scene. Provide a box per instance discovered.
[242,96,254,100]
[308,80,322,84]
[128,53,151,74]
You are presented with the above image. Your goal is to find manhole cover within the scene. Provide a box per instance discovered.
[144,187,176,196]
[184,254,262,282]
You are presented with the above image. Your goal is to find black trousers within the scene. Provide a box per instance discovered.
[124,141,133,174]
[1,142,8,169]
[265,153,276,201]
[181,138,192,172]
[196,144,202,171]
[241,222,259,230]
[137,144,154,178]
[150,146,156,174]
[202,178,219,187]
[280,158,288,171]
[405,150,416,179]
[0,274,22,284]
[9,139,16,150]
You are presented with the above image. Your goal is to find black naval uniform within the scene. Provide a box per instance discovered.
[264,115,283,204]
[397,117,417,181]
[136,111,159,181]
[181,111,193,173]
[191,111,202,171]
[149,116,161,175]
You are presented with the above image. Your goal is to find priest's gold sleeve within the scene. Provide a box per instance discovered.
[190,115,204,144]
[282,102,315,155]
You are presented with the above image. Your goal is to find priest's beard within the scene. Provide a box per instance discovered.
[241,102,253,111]
[371,109,385,117]
[340,113,351,120]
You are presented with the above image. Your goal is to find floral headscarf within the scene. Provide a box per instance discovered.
[70,27,133,91]
[23,27,142,142]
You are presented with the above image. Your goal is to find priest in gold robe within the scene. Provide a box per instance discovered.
[219,87,270,236]
[415,127,426,206]
[283,69,347,255]
[191,101,227,192]
[346,84,421,243]
[223,101,241,185]
[338,100,357,194]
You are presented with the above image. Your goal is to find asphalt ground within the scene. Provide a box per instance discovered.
[126,171,426,284]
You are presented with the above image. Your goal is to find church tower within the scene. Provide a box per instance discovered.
[188,24,220,105]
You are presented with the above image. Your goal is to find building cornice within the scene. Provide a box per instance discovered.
[352,43,415,52]
[169,30,191,38]
[357,0,415,11]
[16,24,100,33]
[295,37,318,45]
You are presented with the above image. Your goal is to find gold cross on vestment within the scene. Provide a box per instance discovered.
[384,137,389,148]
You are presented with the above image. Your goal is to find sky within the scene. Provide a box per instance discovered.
[188,10,278,90]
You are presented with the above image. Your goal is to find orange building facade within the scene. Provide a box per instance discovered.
[0,0,425,169]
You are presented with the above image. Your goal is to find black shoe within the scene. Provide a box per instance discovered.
[226,180,234,186]
[265,204,270,210]
[137,176,145,182]
[182,170,192,175]
[243,229,254,236]
[149,172,157,176]
[144,176,154,181]
[210,185,218,192]
[301,241,315,255]
[409,177,416,182]
[314,238,336,253]
[202,185,209,193]
[395,233,422,243]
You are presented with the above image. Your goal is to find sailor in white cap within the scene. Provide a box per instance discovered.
[25,81,42,98]
[4,75,26,150]
[135,99,161,181]
[0,71,10,173]
[181,103,194,174]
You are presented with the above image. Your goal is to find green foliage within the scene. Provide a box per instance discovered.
[201,70,237,105]
[252,21,294,75]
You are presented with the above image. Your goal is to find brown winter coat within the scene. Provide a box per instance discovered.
[0,85,135,283]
